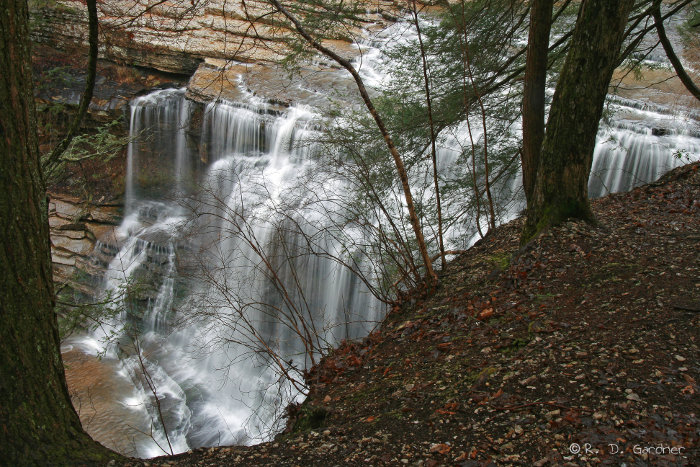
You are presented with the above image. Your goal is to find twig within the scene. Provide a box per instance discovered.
[492,401,575,411]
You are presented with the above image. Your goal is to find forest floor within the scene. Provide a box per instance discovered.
[137,162,700,466]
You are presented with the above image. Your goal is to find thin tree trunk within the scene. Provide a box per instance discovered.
[42,0,99,174]
[521,0,553,205]
[0,1,118,463]
[522,0,636,243]
[268,0,437,285]
[412,0,446,270]
[652,0,700,101]
[458,0,496,231]
[451,2,484,239]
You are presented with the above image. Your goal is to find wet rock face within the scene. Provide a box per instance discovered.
[185,59,363,106]
[33,43,188,129]
[32,1,203,75]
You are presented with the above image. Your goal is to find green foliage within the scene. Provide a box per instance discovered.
[41,119,128,199]
[488,252,511,271]
[28,0,76,29]
[61,120,125,163]
[673,149,692,163]
[56,283,123,340]
[266,0,594,289]
[41,65,78,89]
[58,255,182,342]
[682,0,700,31]
[291,0,552,292]
[56,266,158,341]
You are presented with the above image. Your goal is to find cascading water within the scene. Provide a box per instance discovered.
[589,99,700,197]
[72,85,698,458]
[65,19,700,458]
[349,17,699,209]
[69,88,384,457]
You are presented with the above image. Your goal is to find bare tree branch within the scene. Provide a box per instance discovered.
[652,0,700,100]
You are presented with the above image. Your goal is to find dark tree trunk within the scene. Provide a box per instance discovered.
[522,0,635,243]
[521,0,553,205]
[652,0,700,101]
[0,1,119,463]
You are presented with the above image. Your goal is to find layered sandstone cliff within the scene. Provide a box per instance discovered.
[32,0,402,102]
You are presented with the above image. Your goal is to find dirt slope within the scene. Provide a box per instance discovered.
[138,162,699,466]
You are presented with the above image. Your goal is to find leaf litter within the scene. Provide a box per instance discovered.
[136,163,699,466]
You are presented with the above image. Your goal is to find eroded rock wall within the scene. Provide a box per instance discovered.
[32,0,402,75]
[49,196,122,293]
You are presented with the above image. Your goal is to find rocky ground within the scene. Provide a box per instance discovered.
[120,163,700,466]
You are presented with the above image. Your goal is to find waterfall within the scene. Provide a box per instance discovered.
[72,17,700,451]
[589,101,700,197]
[55,9,700,457]
[126,90,193,212]
[81,86,698,457]
[76,89,383,457]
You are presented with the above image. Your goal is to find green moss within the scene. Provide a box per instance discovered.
[291,405,329,433]
[522,198,595,244]
[499,337,530,355]
[462,366,498,386]
[488,252,511,271]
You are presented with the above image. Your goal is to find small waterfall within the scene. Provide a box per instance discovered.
[126,90,194,211]
[589,106,700,197]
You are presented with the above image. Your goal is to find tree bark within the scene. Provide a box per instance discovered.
[412,0,446,270]
[522,0,636,243]
[521,0,553,205]
[0,1,119,463]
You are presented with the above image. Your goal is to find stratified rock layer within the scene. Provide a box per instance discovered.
[32,1,400,73]
[49,195,122,293]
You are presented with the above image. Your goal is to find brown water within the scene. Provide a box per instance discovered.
[62,343,165,457]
